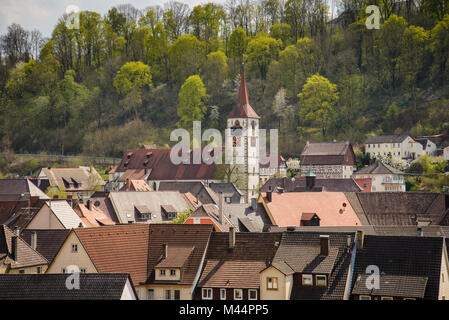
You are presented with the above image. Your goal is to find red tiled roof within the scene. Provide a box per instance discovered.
[74,225,150,285]
[115,149,217,180]
[227,72,260,119]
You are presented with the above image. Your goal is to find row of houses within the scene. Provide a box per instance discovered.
[1,223,448,300]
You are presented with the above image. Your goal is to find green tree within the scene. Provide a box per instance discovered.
[177,75,208,128]
[113,61,152,120]
[245,33,281,80]
[430,15,449,85]
[202,51,228,97]
[298,74,339,137]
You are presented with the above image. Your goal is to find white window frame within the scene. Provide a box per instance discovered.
[202,288,213,300]
[248,289,258,300]
[147,289,154,300]
[220,288,226,300]
[160,269,166,276]
[316,275,327,286]
[170,269,176,276]
[165,289,171,300]
[359,295,371,300]
[71,244,78,252]
[234,289,243,300]
[302,274,313,286]
[267,277,278,290]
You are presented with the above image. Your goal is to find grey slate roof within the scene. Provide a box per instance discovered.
[109,191,190,223]
[351,235,443,300]
[0,179,49,201]
[158,181,218,204]
[365,134,410,144]
[355,161,403,175]
[273,231,355,300]
[260,177,362,193]
[0,273,132,300]
[21,229,71,262]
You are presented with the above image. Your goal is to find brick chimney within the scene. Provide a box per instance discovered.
[87,199,92,211]
[320,235,329,256]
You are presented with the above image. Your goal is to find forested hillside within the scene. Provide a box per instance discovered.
[0,0,448,158]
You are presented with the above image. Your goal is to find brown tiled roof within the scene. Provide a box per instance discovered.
[351,235,443,300]
[0,179,49,201]
[349,192,446,226]
[300,142,356,166]
[352,274,428,299]
[227,72,260,119]
[0,198,46,230]
[198,232,282,288]
[146,224,213,285]
[40,167,105,191]
[119,179,153,191]
[0,225,48,269]
[88,194,120,223]
[74,224,150,285]
[115,149,217,180]
[155,246,194,268]
[280,232,355,300]
[21,229,71,263]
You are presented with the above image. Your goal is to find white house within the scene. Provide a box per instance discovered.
[365,135,424,161]
[353,160,406,192]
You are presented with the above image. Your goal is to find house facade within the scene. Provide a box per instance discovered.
[300,141,356,179]
[365,134,429,161]
[353,160,406,192]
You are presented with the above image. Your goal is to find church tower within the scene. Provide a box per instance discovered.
[225,72,260,203]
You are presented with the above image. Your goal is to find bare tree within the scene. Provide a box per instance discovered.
[0,23,31,66]
[30,29,45,60]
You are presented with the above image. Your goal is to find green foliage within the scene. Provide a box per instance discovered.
[177,75,208,128]
[298,74,339,137]
[170,209,192,224]
[245,33,281,80]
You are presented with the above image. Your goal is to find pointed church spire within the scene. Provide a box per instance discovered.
[227,71,260,119]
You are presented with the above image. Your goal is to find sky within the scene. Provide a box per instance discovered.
[0,0,210,37]
[0,0,338,38]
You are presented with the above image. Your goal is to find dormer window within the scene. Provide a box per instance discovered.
[267,277,278,290]
[302,274,313,286]
[316,275,327,286]
[160,269,166,276]
[170,269,176,276]
[127,152,133,159]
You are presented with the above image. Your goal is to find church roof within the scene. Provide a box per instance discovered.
[227,72,260,119]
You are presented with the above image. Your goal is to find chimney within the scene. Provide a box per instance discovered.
[356,230,364,249]
[11,235,18,261]
[229,226,235,250]
[251,198,258,211]
[320,235,329,256]
[305,170,316,190]
[417,227,423,237]
[31,231,37,250]
[53,195,59,199]
[267,186,272,202]
[162,244,168,259]
[218,192,224,225]
[87,199,92,211]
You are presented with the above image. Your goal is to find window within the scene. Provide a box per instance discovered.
[267,277,278,290]
[225,197,231,204]
[170,269,176,276]
[37,266,42,274]
[403,298,416,300]
[62,268,66,274]
[234,289,243,300]
[202,288,213,300]
[316,275,327,286]
[302,274,313,286]
[160,269,166,276]
[147,289,154,300]
[249,289,258,300]
[381,297,393,300]
[18,268,24,274]
[72,244,78,252]
[359,295,371,300]
[80,268,86,273]
[165,290,171,300]
[220,289,226,300]
[174,290,180,300]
